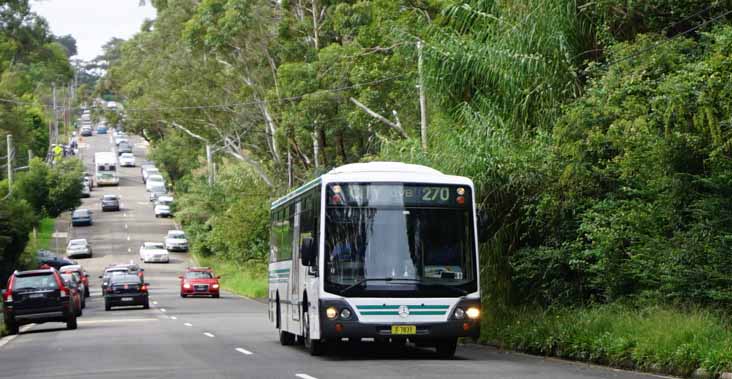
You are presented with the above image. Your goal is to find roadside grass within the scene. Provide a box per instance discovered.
[483,304,732,377]
[36,217,55,251]
[193,254,268,299]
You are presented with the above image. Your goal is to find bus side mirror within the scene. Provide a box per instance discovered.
[477,209,490,244]
[300,237,316,266]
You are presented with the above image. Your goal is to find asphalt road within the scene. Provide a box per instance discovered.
[0,133,670,379]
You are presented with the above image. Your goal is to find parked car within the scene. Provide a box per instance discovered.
[36,250,76,270]
[119,153,135,167]
[140,164,155,178]
[96,125,108,134]
[101,194,120,212]
[142,167,160,183]
[165,230,188,252]
[145,175,165,192]
[66,238,92,259]
[154,196,173,218]
[104,274,149,311]
[179,267,220,298]
[115,137,129,146]
[83,172,94,189]
[80,126,93,137]
[71,209,93,226]
[149,186,167,203]
[81,184,91,198]
[60,271,84,314]
[60,265,90,297]
[2,269,78,334]
[117,141,132,155]
[139,242,169,263]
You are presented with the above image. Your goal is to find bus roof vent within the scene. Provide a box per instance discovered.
[328,162,444,176]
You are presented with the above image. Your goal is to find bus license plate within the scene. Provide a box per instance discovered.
[121,297,133,302]
[391,325,416,335]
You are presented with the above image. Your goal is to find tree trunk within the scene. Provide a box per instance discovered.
[319,126,328,167]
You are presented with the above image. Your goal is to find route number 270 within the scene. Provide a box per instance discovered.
[421,187,450,202]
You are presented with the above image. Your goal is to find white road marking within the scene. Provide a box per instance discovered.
[127,248,131,253]
[235,347,253,355]
[160,308,166,312]
[296,374,318,379]
[184,323,193,327]
[123,213,127,217]
[127,235,130,241]
[170,316,177,320]
[51,232,68,238]
[152,301,158,305]
[203,332,215,338]
[78,318,158,325]
[0,324,35,349]
[124,224,128,229]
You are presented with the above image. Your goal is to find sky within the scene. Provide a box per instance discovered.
[31,0,157,61]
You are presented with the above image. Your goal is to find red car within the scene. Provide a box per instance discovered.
[60,265,90,298]
[179,267,220,298]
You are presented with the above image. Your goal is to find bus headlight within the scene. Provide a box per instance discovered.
[453,307,466,319]
[340,308,352,319]
[466,307,480,319]
[326,306,338,319]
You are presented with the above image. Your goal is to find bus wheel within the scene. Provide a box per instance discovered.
[280,330,296,346]
[435,338,457,359]
[304,307,326,356]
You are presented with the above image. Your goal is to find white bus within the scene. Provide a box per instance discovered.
[94,152,119,186]
[268,162,481,357]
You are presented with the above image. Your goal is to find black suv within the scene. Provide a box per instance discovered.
[2,269,78,334]
[101,194,120,212]
[104,274,149,311]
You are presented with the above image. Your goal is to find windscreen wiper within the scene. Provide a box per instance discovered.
[339,278,420,296]
[417,283,469,296]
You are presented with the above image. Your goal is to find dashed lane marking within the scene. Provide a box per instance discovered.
[152,301,158,305]
[203,332,215,338]
[170,316,177,320]
[127,235,131,241]
[127,248,131,253]
[124,224,128,229]
[235,347,253,355]
[184,323,193,327]
[160,308,166,312]
[295,374,318,379]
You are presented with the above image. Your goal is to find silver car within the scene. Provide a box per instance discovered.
[66,239,92,258]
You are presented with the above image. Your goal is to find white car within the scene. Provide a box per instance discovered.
[119,153,136,167]
[66,239,92,258]
[145,175,166,192]
[154,203,171,218]
[142,167,160,183]
[164,230,188,252]
[115,137,129,146]
[139,242,170,263]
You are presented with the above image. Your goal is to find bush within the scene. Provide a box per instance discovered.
[485,304,732,377]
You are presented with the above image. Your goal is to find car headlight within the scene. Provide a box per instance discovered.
[212,284,219,289]
[466,307,480,319]
[183,283,191,289]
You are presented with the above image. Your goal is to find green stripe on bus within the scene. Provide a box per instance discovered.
[407,305,449,310]
[360,311,400,315]
[359,311,446,316]
[357,305,400,310]
[409,311,447,315]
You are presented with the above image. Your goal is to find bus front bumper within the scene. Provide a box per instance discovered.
[318,299,481,341]
[320,319,480,340]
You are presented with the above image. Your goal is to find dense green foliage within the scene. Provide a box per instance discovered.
[104,0,732,374]
[0,1,79,285]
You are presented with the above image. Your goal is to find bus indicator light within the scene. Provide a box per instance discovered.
[457,187,465,195]
[456,196,465,205]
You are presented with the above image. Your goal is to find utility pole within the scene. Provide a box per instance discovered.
[52,84,58,146]
[6,134,13,195]
[417,40,428,151]
[206,144,213,186]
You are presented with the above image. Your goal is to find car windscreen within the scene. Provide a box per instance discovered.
[185,271,213,279]
[144,243,165,249]
[13,274,59,291]
[72,210,89,217]
[110,275,142,284]
[168,232,185,238]
[69,240,86,246]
